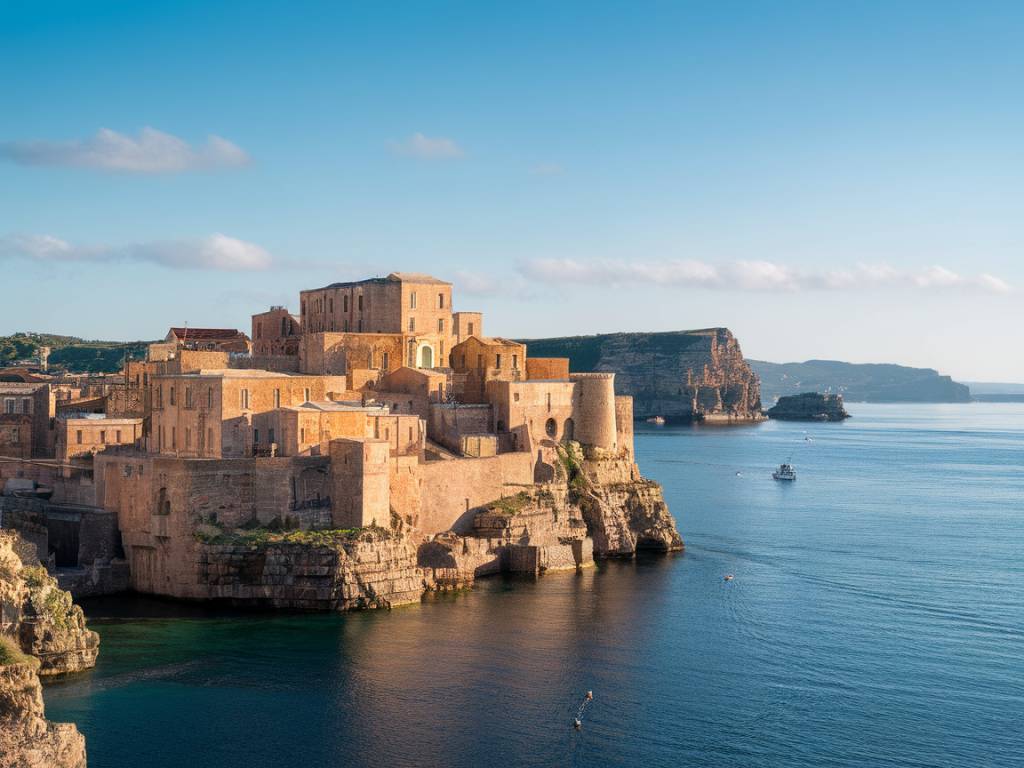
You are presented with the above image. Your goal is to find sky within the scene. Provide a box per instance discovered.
[1,1,1022,381]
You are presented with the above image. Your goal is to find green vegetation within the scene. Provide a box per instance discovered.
[556,442,588,492]
[20,564,48,589]
[194,526,374,547]
[0,332,151,373]
[485,491,533,517]
[0,636,38,668]
[21,566,74,631]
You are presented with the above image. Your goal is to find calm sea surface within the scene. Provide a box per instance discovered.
[44,404,1024,768]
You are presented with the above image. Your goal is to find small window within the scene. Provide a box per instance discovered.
[438,293,444,308]
[21,398,30,414]
[273,389,281,408]
[545,418,557,438]
[304,387,311,402]
[185,428,191,448]
[496,354,502,368]
[269,428,275,444]
[207,428,213,452]
[207,388,213,408]
[254,429,260,445]
[382,352,389,370]
[408,317,415,332]
[410,291,417,309]
[100,430,106,444]
[477,354,483,368]
[514,392,520,402]
[76,429,83,444]
[116,430,122,442]
[240,389,250,409]
[512,354,518,369]
[344,295,349,313]
[172,427,177,449]
[358,295,363,311]
[300,427,305,442]
[438,318,444,333]
[185,387,192,407]
[169,386,175,406]
[329,297,333,313]
[468,322,475,336]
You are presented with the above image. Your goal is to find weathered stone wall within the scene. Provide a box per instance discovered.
[526,357,570,381]
[427,403,493,453]
[0,663,87,768]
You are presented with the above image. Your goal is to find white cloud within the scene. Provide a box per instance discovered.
[0,232,271,271]
[529,163,565,176]
[389,132,464,159]
[0,127,250,173]
[518,258,1013,294]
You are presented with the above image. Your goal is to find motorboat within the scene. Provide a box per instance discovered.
[772,462,797,481]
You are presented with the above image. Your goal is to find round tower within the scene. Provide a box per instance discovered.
[570,373,618,451]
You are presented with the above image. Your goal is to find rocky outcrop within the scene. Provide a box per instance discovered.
[0,532,99,676]
[767,392,850,422]
[418,444,683,586]
[522,328,764,422]
[196,529,425,610]
[0,531,92,768]
[0,662,87,768]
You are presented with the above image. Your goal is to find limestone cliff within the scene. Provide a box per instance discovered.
[194,528,425,610]
[0,662,87,768]
[418,444,682,586]
[767,392,850,422]
[522,328,763,422]
[0,531,92,768]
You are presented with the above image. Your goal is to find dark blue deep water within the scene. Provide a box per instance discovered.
[44,404,1024,767]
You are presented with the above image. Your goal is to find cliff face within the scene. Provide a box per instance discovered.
[0,531,93,768]
[418,445,682,587]
[767,392,850,422]
[523,329,763,422]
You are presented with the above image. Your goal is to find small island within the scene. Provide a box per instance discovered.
[766,392,850,422]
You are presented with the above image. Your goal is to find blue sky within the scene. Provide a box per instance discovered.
[2,1,1022,380]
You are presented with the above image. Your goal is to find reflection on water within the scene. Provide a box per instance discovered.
[45,404,1024,768]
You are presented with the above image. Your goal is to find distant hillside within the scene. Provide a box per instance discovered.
[0,332,151,374]
[521,329,764,422]
[964,382,1024,402]
[750,359,971,403]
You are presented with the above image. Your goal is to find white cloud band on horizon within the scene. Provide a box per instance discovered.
[389,132,464,159]
[518,258,1013,295]
[0,233,272,271]
[0,127,250,173]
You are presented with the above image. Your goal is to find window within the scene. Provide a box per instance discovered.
[300,427,305,443]
[76,430,83,444]
[116,430,122,442]
[329,297,333,313]
[159,425,164,448]
[302,301,306,316]
[269,428,275,445]
[496,354,502,368]
[156,387,163,408]
[438,318,444,333]
[21,398,30,414]
[410,291,417,309]
[171,427,177,449]
[514,392,520,402]
[100,430,106,444]
[185,428,191,448]
[358,295,363,311]
[254,429,260,445]
[382,352,389,370]
[273,388,281,408]
[281,317,288,336]
[169,386,175,406]
[185,387,192,408]
[304,387,311,402]
[468,322,475,336]
[207,428,212,452]
[545,418,557,438]
[256,322,262,339]
[438,293,444,308]
[240,389,250,409]
[512,354,518,369]
[3,399,13,415]
[344,295,349,313]
[207,388,213,408]
[408,317,415,332]
[477,354,483,369]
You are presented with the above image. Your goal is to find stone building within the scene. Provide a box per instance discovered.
[55,415,144,463]
[251,306,301,356]
[0,383,55,458]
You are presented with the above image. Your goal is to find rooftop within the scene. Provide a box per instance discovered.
[167,327,248,341]
[307,271,452,292]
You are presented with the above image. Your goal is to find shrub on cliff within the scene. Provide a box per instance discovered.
[0,636,38,669]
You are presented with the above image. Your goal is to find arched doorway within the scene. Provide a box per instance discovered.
[418,345,434,369]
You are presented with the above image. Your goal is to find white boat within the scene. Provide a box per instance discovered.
[772,462,797,481]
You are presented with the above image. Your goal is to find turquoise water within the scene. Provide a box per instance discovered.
[44,404,1024,767]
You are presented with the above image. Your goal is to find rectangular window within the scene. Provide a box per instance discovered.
[438,293,444,308]
[171,427,177,449]
[304,387,311,402]
[159,425,164,448]
[254,428,260,445]
[169,386,175,406]
[512,354,518,369]
[240,389,249,409]
[116,430,122,442]
[344,295,349,313]
[329,297,333,313]
[468,322,475,336]
[100,430,106,444]
[207,428,213,453]
[185,428,191,448]
[410,291,417,309]
[3,399,13,415]
[408,317,415,332]
[76,429,82,444]
[22,398,30,414]
[300,427,305,443]
[273,388,281,408]
[269,428,275,444]
[438,318,444,333]
[156,387,163,408]
[358,295,363,311]
[207,388,213,408]
[185,387,192,407]
[382,352,389,370]
[477,354,483,369]
[496,354,502,368]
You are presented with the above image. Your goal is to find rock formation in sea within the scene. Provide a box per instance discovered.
[522,329,764,423]
[0,531,96,768]
[766,392,850,422]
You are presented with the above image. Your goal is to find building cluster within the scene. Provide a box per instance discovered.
[1,272,634,592]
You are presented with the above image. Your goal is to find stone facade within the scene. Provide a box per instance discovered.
[251,306,302,356]
[0,384,54,459]
[55,415,143,462]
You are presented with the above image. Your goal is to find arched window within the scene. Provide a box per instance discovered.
[563,418,575,441]
[545,418,557,438]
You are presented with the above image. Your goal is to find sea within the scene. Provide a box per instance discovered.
[43,403,1024,768]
